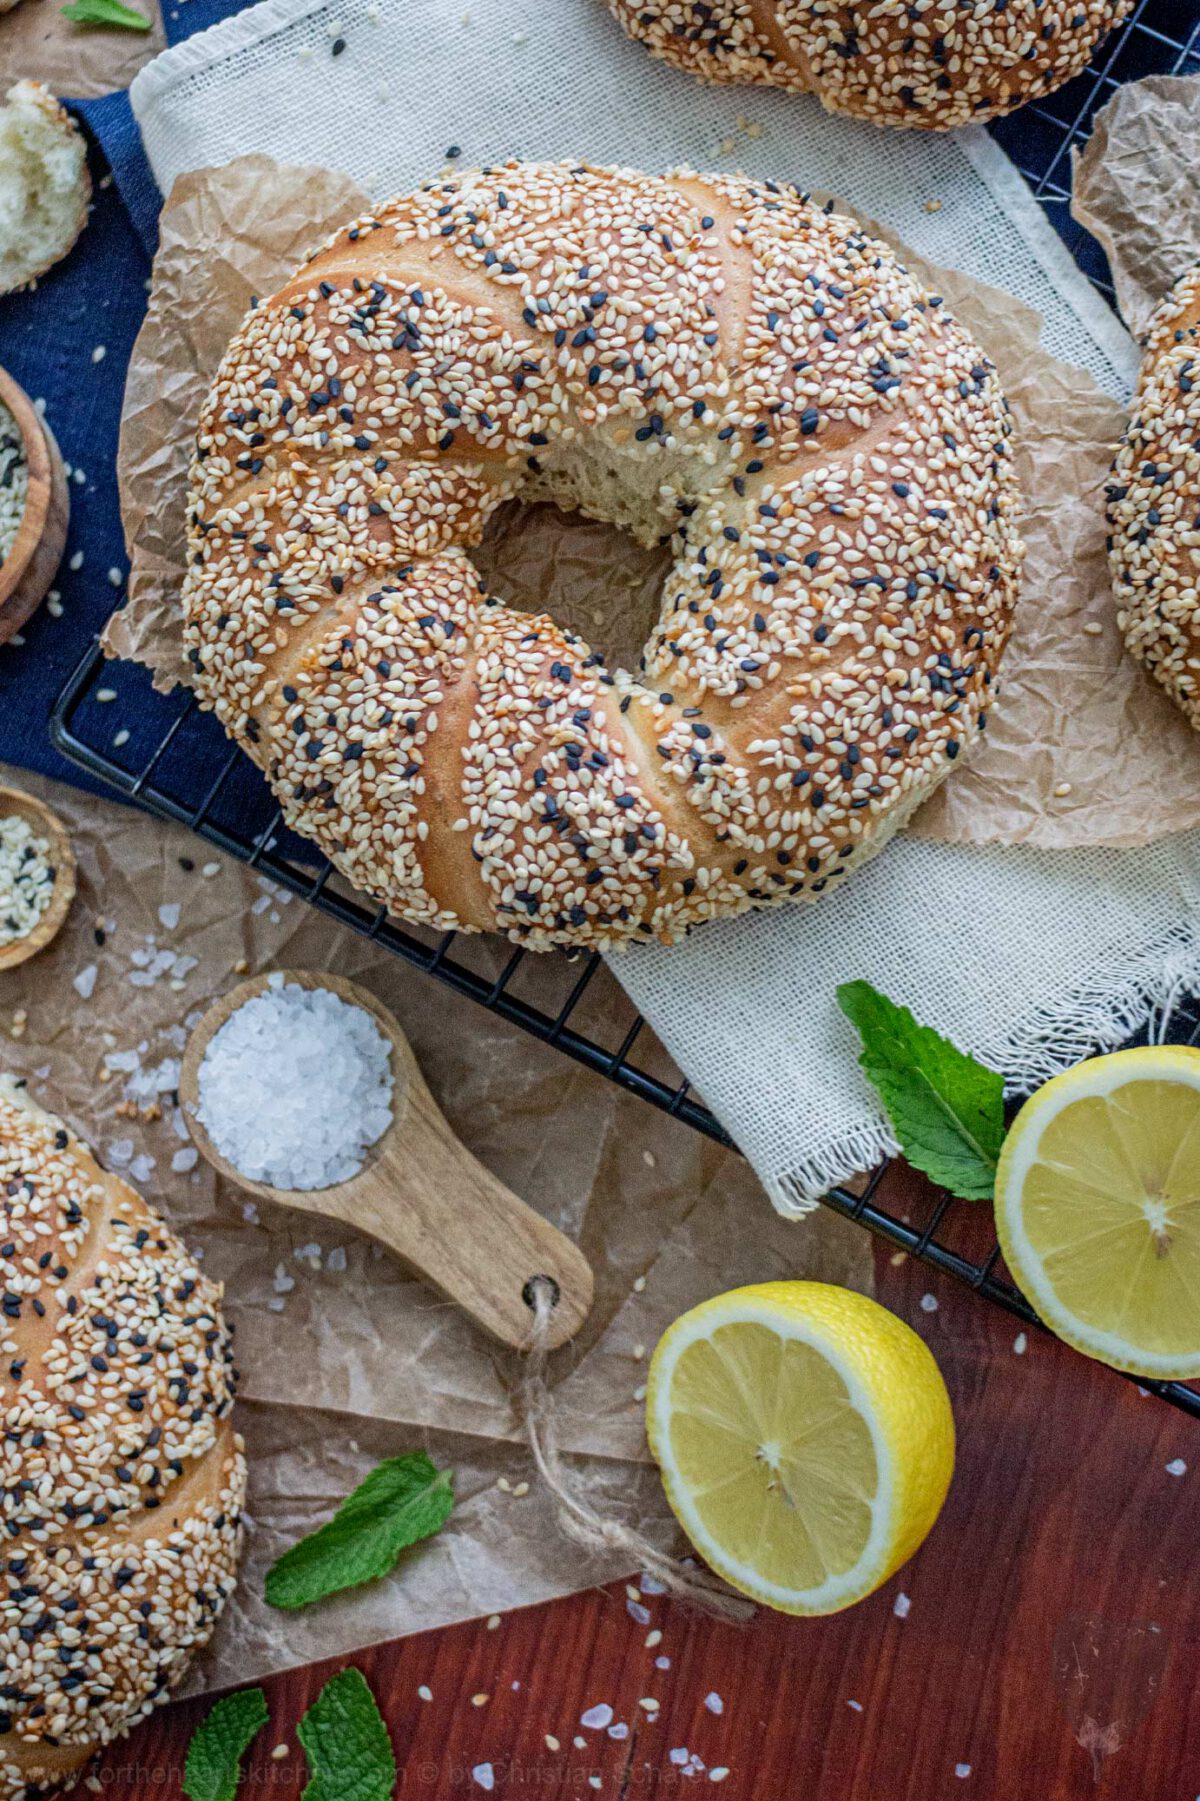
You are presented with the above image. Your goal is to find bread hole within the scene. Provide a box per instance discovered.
[469,498,672,675]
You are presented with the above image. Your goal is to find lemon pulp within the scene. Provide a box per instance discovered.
[996,1048,1200,1377]
[646,1282,954,1615]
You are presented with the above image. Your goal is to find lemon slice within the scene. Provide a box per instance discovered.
[995,1046,1200,1379]
[645,1282,954,1615]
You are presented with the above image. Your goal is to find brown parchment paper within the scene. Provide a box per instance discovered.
[0,764,869,1692]
[0,0,164,99]
[109,154,1200,850]
[1073,75,1200,344]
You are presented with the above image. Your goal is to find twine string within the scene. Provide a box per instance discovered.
[517,1276,754,1623]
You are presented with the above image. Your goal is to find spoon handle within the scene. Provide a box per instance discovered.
[348,1064,594,1351]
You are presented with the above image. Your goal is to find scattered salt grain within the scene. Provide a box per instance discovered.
[195,976,393,1188]
[171,1146,198,1174]
[640,1572,666,1594]
[608,1721,629,1740]
[417,1685,432,1701]
[955,1765,972,1779]
[1166,1458,1187,1477]
[326,1246,348,1273]
[471,1765,494,1792]
[920,1293,938,1313]
[704,1692,723,1715]
[894,1593,911,1619]
[158,902,181,930]
[581,1704,613,1730]
[544,1734,559,1751]
[1013,1333,1027,1355]
[709,1771,730,1785]
[645,1629,662,1649]
[655,1656,670,1670]
[847,1699,863,1713]
[91,345,106,364]
[627,1598,651,1625]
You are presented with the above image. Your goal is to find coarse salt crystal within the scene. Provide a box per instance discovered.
[955,1765,972,1779]
[195,979,393,1189]
[471,1765,494,1792]
[894,1593,911,1618]
[1166,1458,1187,1477]
[581,1704,613,1730]
[704,1692,723,1715]
[158,903,181,930]
[72,965,97,1000]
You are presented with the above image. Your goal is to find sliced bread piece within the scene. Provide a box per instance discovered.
[0,81,89,295]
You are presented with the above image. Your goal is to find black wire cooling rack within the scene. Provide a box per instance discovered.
[51,0,1200,1419]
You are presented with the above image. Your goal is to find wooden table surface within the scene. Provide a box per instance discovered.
[64,1160,1200,1801]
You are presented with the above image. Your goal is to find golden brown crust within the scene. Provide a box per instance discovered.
[1107,265,1200,730]
[0,1077,244,1795]
[184,161,1024,950]
[606,0,1133,131]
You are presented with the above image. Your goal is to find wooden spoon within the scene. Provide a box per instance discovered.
[0,786,76,972]
[0,366,69,645]
[180,970,594,1350]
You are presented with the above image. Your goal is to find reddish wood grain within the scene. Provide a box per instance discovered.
[65,1162,1200,1801]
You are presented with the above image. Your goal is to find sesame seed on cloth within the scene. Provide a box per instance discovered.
[183,160,1023,952]
[606,1,1133,132]
[0,1075,244,1798]
[1108,263,1200,731]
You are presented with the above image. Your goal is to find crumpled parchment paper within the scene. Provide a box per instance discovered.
[0,765,869,1691]
[0,0,164,100]
[1073,75,1200,344]
[108,153,1200,849]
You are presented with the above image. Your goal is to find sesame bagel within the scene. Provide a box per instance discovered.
[606,1,1133,131]
[0,1076,244,1799]
[1108,265,1200,731]
[183,161,1024,951]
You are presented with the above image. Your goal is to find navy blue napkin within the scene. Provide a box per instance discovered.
[0,3,249,794]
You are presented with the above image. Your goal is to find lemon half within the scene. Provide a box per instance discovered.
[645,1282,954,1615]
[995,1046,1200,1379]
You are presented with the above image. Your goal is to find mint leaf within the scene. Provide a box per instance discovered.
[183,1689,268,1801]
[298,1668,395,1801]
[837,980,1005,1201]
[265,1451,453,1610]
[61,0,152,29]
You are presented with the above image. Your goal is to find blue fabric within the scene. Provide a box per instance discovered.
[0,1,249,795]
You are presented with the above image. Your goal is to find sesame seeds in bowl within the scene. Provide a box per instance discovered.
[0,787,76,972]
[0,366,68,647]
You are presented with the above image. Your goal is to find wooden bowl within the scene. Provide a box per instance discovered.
[0,786,76,972]
[0,366,69,646]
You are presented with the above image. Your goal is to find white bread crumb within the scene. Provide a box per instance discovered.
[0,81,90,295]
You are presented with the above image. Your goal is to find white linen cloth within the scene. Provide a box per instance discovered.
[129,0,1193,1214]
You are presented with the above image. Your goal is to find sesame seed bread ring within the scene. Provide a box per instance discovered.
[184,161,1024,951]
[0,1075,244,1799]
[1108,265,1200,731]
[606,1,1133,131]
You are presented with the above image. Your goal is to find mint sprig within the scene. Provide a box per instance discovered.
[299,1668,396,1801]
[61,0,152,29]
[265,1451,453,1610]
[838,979,1005,1201]
[183,1689,268,1801]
